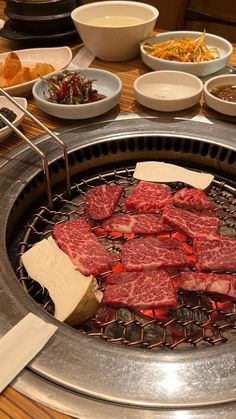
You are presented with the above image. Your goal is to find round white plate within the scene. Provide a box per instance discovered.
[134,70,203,112]
[140,31,233,77]
[32,67,122,119]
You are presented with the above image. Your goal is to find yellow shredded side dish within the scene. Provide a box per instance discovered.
[142,32,220,63]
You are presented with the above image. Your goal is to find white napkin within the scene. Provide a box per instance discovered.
[70,46,95,69]
[0,312,57,393]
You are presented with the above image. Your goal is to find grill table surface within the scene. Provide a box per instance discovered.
[0,4,236,417]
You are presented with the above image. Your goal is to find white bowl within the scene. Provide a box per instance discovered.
[0,46,72,96]
[32,68,122,119]
[140,31,233,77]
[204,74,236,117]
[0,97,27,141]
[134,70,203,112]
[71,1,159,62]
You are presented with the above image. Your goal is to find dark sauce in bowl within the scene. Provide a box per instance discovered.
[210,84,236,103]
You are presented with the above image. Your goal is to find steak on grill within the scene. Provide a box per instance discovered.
[163,207,220,240]
[53,218,114,276]
[84,184,124,220]
[125,181,173,213]
[178,271,236,299]
[102,214,170,234]
[102,270,178,308]
[194,234,236,272]
[121,237,190,271]
[173,187,214,211]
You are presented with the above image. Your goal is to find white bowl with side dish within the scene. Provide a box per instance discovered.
[71,1,159,61]
[134,70,203,112]
[0,46,72,96]
[0,96,27,141]
[140,31,233,77]
[204,74,236,116]
[32,68,122,119]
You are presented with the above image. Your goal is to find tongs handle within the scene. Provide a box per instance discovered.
[0,88,71,209]
[0,110,53,208]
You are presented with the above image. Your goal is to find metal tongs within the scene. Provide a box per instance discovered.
[0,88,71,209]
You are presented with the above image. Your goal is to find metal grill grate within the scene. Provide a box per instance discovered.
[16,167,236,350]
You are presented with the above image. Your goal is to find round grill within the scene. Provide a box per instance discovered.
[2,116,236,413]
[16,166,236,350]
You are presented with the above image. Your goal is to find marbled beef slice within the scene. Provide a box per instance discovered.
[122,237,190,271]
[178,271,236,299]
[102,213,170,234]
[125,181,173,213]
[53,218,114,276]
[194,234,236,272]
[84,184,124,220]
[103,270,178,308]
[163,207,220,240]
[173,187,214,211]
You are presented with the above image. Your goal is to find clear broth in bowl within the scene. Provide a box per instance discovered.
[86,16,145,27]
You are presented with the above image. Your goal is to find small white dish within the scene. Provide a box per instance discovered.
[0,96,27,141]
[140,31,233,77]
[0,46,72,97]
[134,70,203,112]
[32,68,122,119]
[204,74,236,117]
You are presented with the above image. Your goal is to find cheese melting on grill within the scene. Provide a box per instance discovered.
[134,161,214,190]
[21,236,102,326]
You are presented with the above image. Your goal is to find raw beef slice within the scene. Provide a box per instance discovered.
[84,184,124,220]
[194,234,236,272]
[163,207,220,240]
[173,187,214,211]
[102,214,170,234]
[53,218,114,276]
[125,181,173,213]
[102,270,178,308]
[121,237,190,271]
[178,271,236,299]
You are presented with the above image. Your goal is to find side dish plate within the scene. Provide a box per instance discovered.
[204,74,236,116]
[140,31,233,77]
[0,96,27,141]
[133,70,203,112]
[0,46,72,96]
[32,67,122,119]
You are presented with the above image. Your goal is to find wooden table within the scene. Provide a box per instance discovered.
[0,5,235,418]
[0,27,235,159]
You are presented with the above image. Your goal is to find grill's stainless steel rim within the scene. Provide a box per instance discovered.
[13,370,236,419]
[0,113,235,417]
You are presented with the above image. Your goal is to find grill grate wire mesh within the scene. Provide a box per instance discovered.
[16,167,236,350]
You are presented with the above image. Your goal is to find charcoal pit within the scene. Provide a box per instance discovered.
[0,113,235,418]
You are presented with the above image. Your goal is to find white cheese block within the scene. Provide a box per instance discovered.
[21,236,103,326]
[133,161,214,190]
